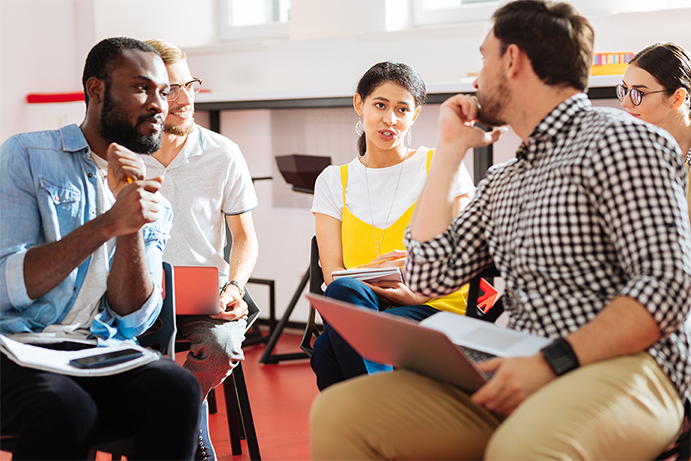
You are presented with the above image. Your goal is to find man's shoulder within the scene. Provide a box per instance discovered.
[197,125,241,154]
[580,105,667,137]
[1,124,86,154]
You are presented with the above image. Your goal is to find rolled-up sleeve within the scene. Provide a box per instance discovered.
[589,125,691,337]
[404,179,494,297]
[92,197,173,341]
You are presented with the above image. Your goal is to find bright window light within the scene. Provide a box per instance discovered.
[423,0,462,11]
[413,0,500,26]
[228,0,290,27]
[220,0,291,41]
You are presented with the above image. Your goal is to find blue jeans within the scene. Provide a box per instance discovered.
[310,277,439,391]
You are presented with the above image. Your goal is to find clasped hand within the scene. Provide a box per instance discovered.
[104,142,164,236]
[212,287,249,321]
[438,94,507,152]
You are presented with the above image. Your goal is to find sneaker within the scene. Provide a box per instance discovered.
[195,399,216,461]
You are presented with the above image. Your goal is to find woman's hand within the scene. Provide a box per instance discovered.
[365,280,430,306]
[355,250,407,269]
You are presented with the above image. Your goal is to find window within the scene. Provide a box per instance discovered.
[220,0,291,42]
[413,0,500,26]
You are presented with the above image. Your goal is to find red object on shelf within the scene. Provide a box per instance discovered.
[27,89,211,104]
[27,92,85,104]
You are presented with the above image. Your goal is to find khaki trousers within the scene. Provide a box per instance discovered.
[310,352,683,460]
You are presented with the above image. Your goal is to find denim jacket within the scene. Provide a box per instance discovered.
[0,124,173,343]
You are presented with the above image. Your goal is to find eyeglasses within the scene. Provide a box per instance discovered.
[167,78,203,101]
[616,84,666,106]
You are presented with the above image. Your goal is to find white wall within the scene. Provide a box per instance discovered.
[2,0,691,323]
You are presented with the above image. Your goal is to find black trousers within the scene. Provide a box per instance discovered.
[1,353,203,460]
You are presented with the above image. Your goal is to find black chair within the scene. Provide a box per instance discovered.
[300,236,325,356]
[465,265,504,323]
[174,287,262,461]
[1,262,178,461]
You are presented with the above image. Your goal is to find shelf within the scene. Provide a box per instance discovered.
[194,74,622,112]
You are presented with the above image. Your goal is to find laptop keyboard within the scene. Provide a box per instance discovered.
[459,346,496,380]
[458,346,496,363]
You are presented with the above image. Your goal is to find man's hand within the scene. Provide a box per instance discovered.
[103,177,164,237]
[365,281,430,306]
[470,354,556,415]
[107,142,147,196]
[211,285,249,321]
[438,94,507,152]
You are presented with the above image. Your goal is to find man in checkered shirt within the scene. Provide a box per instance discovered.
[310,1,691,459]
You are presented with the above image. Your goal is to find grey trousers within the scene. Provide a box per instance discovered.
[177,315,247,397]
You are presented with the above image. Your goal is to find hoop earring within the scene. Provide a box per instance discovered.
[406,129,412,146]
[355,118,364,136]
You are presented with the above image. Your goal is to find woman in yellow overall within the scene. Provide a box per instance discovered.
[310,61,476,390]
[618,42,691,217]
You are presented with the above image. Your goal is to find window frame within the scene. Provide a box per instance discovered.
[412,0,502,27]
[219,0,290,42]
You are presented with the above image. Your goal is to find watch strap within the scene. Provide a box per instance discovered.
[540,337,580,376]
[221,280,246,298]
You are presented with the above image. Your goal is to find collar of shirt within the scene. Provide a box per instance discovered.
[516,93,591,164]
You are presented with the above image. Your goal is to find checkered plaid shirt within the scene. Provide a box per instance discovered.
[405,94,691,400]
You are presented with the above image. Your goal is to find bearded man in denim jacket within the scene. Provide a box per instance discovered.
[0,37,202,461]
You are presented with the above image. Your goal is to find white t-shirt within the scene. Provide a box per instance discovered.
[311,147,475,226]
[143,125,258,284]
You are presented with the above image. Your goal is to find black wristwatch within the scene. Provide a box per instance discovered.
[540,337,579,376]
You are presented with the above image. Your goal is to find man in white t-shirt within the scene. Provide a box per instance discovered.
[144,39,259,460]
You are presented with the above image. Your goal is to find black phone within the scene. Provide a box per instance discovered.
[69,348,144,369]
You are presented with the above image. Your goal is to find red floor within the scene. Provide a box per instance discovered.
[0,330,319,461]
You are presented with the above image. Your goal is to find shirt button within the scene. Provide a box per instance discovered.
[54,196,60,202]
[88,173,93,178]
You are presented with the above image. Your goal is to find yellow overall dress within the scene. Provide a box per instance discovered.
[340,150,469,315]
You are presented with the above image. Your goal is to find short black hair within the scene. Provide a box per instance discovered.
[82,37,159,106]
[492,0,594,91]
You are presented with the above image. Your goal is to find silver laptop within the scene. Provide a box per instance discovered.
[305,293,550,394]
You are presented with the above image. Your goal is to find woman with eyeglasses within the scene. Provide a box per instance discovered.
[617,42,691,214]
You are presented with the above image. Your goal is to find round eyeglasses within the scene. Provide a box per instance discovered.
[167,78,203,102]
[616,84,666,106]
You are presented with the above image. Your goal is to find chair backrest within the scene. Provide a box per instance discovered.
[300,236,324,356]
[309,236,325,295]
[137,262,177,358]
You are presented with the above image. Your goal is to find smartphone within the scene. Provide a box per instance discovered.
[69,348,144,369]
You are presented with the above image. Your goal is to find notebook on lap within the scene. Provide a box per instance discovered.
[173,266,221,315]
[305,293,550,393]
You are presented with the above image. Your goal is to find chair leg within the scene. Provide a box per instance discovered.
[223,375,243,456]
[233,362,261,461]
[207,387,218,414]
[222,362,261,460]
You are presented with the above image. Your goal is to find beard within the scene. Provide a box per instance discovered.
[164,103,196,137]
[476,78,509,128]
[100,85,164,155]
